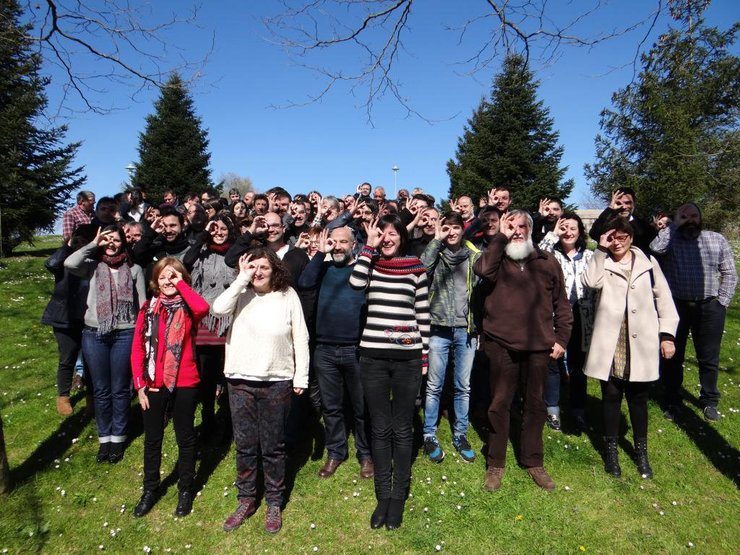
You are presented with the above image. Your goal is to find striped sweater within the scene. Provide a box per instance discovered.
[349,246,431,360]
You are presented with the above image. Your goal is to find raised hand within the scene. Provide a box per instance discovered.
[249,215,268,235]
[238,253,254,279]
[164,265,183,286]
[538,198,551,217]
[317,228,335,253]
[449,198,460,213]
[554,217,566,237]
[206,220,218,236]
[295,232,310,250]
[500,212,517,239]
[352,201,367,218]
[609,190,625,210]
[598,229,615,249]
[152,216,165,235]
[435,218,451,242]
[487,188,498,206]
[364,217,383,249]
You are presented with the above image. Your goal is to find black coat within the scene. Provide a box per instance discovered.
[40,245,89,328]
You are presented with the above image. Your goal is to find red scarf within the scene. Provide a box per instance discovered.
[143,294,188,391]
[207,242,231,254]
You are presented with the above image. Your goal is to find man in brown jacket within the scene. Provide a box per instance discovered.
[474,210,573,492]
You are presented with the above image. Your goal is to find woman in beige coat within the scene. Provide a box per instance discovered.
[582,217,678,479]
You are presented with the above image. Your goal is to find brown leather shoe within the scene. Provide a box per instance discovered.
[359,458,374,479]
[56,396,73,417]
[484,466,505,491]
[318,458,343,478]
[527,466,556,491]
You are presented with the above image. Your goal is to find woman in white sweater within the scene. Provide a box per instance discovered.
[212,247,308,534]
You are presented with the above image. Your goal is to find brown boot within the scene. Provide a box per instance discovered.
[484,466,505,491]
[56,396,73,416]
[527,466,556,491]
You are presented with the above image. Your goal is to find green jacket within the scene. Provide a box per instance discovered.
[421,238,482,333]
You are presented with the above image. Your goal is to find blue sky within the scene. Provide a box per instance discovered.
[42,0,738,210]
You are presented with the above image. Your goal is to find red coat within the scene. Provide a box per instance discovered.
[131,281,210,390]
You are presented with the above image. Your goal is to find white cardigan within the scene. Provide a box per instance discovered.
[212,273,309,389]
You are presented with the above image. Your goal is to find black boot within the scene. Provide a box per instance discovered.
[175,490,193,517]
[134,490,158,517]
[634,437,653,479]
[96,443,110,463]
[370,498,389,529]
[108,442,124,464]
[385,498,405,530]
[604,437,621,477]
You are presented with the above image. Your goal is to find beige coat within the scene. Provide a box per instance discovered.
[582,247,678,382]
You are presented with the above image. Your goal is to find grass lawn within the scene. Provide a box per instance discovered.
[0,236,738,554]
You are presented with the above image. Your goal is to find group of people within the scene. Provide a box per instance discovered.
[44,182,736,533]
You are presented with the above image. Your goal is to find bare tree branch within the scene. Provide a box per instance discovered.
[18,0,214,115]
[263,0,674,120]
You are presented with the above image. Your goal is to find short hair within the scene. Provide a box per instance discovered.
[378,214,409,256]
[246,247,292,292]
[362,199,379,215]
[614,187,636,201]
[412,193,434,207]
[163,189,177,198]
[478,206,501,220]
[96,196,116,209]
[546,197,563,208]
[273,190,291,202]
[204,199,222,214]
[323,196,340,210]
[228,188,241,197]
[76,190,94,204]
[442,212,464,228]
[148,257,192,296]
[123,221,144,233]
[253,193,269,204]
[557,212,587,253]
[128,187,143,204]
[603,216,634,238]
[184,192,198,202]
[508,209,533,230]
[160,206,185,226]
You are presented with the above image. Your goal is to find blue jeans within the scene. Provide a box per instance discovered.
[82,327,134,443]
[314,344,371,461]
[423,326,477,438]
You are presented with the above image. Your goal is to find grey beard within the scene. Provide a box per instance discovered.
[506,237,535,261]
[332,251,353,265]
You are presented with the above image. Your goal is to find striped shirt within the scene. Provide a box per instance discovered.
[349,246,430,360]
[650,226,737,307]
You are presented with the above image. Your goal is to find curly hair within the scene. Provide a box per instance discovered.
[247,247,292,292]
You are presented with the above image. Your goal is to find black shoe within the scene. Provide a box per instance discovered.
[703,406,720,422]
[385,498,405,530]
[634,438,653,479]
[134,490,158,517]
[370,499,389,529]
[96,443,110,463]
[109,443,124,464]
[572,415,588,435]
[604,437,621,477]
[546,414,562,432]
[663,404,681,422]
[175,490,193,517]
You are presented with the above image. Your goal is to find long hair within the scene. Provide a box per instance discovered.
[99,224,133,266]
[208,212,236,244]
[247,247,292,292]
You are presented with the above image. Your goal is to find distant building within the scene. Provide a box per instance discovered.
[575,209,601,234]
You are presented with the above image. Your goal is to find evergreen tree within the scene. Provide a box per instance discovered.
[132,74,213,202]
[447,54,573,209]
[0,0,85,255]
[585,5,739,230]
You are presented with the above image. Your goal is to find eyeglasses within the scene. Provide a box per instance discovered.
[612,234,631,243]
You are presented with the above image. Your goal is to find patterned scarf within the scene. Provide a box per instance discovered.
[95,255,135,337]
[191,246,236,336]
[373,255,426,276]
[143,294,188,391]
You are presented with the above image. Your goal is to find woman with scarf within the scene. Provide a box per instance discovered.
[130,258,209,517]
[349,215,430,530]
[65,226,146,463]
[182,214,237,439]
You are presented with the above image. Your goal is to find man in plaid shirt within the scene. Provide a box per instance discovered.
[651,202,737,422]
[62,191,95,242]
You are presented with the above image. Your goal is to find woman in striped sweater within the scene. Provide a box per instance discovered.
[349,215,430,530]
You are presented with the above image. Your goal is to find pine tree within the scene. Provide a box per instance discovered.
[447,54,573,209]
[585,5,739,229]
[132,74,213,202]
[0,0,85,255]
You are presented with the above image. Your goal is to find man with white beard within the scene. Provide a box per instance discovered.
[474,210,573,492]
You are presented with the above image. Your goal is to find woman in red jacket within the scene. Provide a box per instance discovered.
[130,257,209,518]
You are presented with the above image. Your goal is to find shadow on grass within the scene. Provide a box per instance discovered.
[9,409,93,489]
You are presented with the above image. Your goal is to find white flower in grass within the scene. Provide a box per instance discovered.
[143,547,151,553]
[310,523,316,529]
[564,486,571,491]
[185,545,192,549]
[313,547,319,552]
[441,476,447,481]
[98,545,105,550]
[435,544,442,551]
[459,492,465,497]
[103,522,108,528]
[687,542,694,548]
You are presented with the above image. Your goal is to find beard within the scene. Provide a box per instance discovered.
[505,237,535,261]
[332,250,353,266]
[678,222,702,240]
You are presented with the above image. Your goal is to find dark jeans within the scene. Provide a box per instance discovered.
[661,298,726,408]
[142,387,199,492]
[82,327,133,443]
[600,378,650,439]
[485,340,549,468]
[196,345,227,429]
[360,356,421,501]
[544,308,587,416]
[228,379,292,507]
[314,344,371,461]
[53,324,83,396]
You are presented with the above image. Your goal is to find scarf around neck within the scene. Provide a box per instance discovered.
[143,294,188,391]
[95,258,135,336]
[373,255,426,276]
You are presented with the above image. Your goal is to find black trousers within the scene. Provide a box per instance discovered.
[53,324,83,396]
[142,387,199,492]
[196,345,227,429]
[600,377,649,439]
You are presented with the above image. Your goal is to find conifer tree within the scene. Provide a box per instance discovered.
[0,0,85,255]
[447,54,573,209]
[132,74,213,202]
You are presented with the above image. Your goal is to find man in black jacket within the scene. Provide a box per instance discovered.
[588,187,656,253]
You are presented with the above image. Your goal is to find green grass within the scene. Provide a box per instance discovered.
[1,237,738,554]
